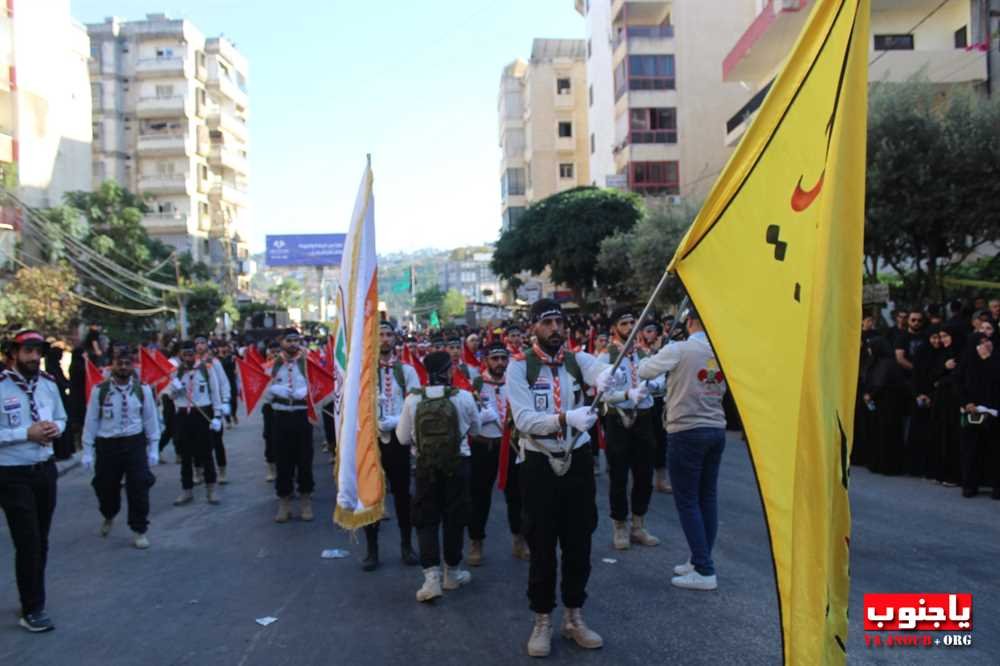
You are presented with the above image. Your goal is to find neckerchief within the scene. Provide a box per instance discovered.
[183,367,197,413]
[481,369,507,425]
[532,342,564,439]
[110,377,133,430]
[5,369,40,422]
[379,354,396,400]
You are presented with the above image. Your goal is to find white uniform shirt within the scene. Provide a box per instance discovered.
[81,379,160,454]
[378,361,421,421]
[507,350,609,454]
[168,365,223,413]
[0,370,67,466]
[476,377,508,440]
[597,345,656,411]
[396,386,482,457]
[267,355,309,412]
[202,357,231,404]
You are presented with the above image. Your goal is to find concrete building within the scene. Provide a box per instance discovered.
[722,0,998,146]
[87,13,250,289]
[498,39,590,233]
[438,249,501,303]
[576,0,754,204]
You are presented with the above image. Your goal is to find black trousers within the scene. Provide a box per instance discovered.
[522,447,596,613]
[413,458,470,568]
[158,395,175,453]
[177,407,216,489]
[262,404,275,463]
[92,435,154,533]
[226,382,238,423]
[605,408,656,521]
[0,460,57,616]
[960,421,998,493]
[381,435,412,535]
[468,438,523,540]
[273,409,314,498]
[652,396,668,470]
[211,430,227,469]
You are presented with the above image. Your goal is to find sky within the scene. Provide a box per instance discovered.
[70,0,585,255]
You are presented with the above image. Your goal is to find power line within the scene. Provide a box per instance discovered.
[869,0,953,68]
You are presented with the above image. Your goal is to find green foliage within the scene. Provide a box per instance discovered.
[185,282,225,336]
[492,187,643,298]
[597,201,694,305]
[415,285,446,310]
[0,264,80,333]
[267,278,304,309]
[866,82,1000,300]
[442,289,467,318]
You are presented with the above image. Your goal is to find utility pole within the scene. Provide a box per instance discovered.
[173,253,189,339]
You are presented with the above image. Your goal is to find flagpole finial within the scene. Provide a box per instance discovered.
[366,153,372,168]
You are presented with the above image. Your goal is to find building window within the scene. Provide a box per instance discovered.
[502,168,525,198]
[526,162,532,189]
[559,163,575,179]
[557,78,572,95]
[587,39,592,59]
[156,161,176,176]
[90,43,100,59]
[558,121,573,138]
[629,161,679,195]
[629,108,677,144]
[874,34,914,51]
[624,55,676,95]
[954,26,968,49]
[155,84,174,98]
[92,122,101,140]
[155,47,175,59]
[588,84,593,107]
[590,133,595,154]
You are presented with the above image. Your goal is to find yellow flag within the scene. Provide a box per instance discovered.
[669,1,868,663]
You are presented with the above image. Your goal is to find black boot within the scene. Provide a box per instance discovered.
[361,524,379,572]
[400,528,419,566]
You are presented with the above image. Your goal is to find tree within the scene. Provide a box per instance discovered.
[442,289,467,319]
[185,282,226,335]
[597,201,695,306]
[492,187,643,300]
[415,285,445,310]
[866,82,1000,299]
[0,264,80,333]
[268,278,304,309]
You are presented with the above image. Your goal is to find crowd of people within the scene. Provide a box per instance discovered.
[855,297,1000,499]
[1,293,994,655]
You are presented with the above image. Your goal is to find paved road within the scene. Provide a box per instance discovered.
[1,415,996,665]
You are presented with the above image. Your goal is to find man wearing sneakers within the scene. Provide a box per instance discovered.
[396,351,481,603]
[639,307,727,591]
[81,344,160,549]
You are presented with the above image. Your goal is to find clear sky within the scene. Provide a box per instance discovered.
[70,0,584,255]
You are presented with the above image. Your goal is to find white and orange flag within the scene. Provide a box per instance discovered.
[333,158,384,529]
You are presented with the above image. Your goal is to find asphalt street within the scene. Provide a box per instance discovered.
[0,414,996,665]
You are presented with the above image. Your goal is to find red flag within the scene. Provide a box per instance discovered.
[596,419,606,450]
[325,335,335,368]
[245,343,266,369]
[452,367,474,393]
[400,345,428,386]
[85,357,104,405]
[587,326,596,354]
[306,353,335,406]
[462,343,481,372]
[139,346,174,390]
[236,357,271,415]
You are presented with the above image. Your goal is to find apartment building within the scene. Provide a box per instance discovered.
[87,13,251,289]
[438,250,501,303]
[499,38,590,232]
[722,0,999,145]
[576,0,754,204]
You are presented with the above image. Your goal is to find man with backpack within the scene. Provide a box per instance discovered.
[507,299,617,658]
[360,321,422,571]
[597,307,662,551]
[81,344,160,549]
[395,350,482,603]
[194,336,231,485]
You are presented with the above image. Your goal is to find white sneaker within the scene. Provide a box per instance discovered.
[442,565,471,590]
[671,570,717,591]
[673,560,694,576]
[133,532,150,549]
[416,567,443,602]
[100,518,113,538]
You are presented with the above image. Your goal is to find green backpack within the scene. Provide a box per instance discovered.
[96,380,146,421]
[413,388,461,475]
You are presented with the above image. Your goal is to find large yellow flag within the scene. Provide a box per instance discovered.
[669,1,868,663]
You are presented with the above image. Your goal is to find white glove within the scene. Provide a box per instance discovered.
[81,448,94,470]
[479,406,499,424]
[210,418,223,432]
[269,384,291,399]
[565,406,597,433]
[147,450,159,467]
[378,415,399,432]
[596,366,628,394]
[221,404,231,417]
[170,378,185,393]
[291,386,309,401]
[626,385,649,403]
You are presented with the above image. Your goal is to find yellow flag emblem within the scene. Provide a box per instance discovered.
[669,1,869,663]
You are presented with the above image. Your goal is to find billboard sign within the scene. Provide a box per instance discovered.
[265,234,346,267]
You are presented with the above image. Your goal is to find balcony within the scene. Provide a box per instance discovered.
[141,212,189,235]
[556,136,576,153]
[554,91,575,110]
[0,130,12,163]
[135,56,189,79]
[723,0,810,82]
[612,0,673,26]
[207,71,248,106]
[137,133,191,156]
[136,95,191,118]
[138,174,190,195]
[612,24,675,52]
[208,144,249,175]
[724,79,774,146]
[210,182,249,207]
[207,109,249,142]
[869,49,987,85]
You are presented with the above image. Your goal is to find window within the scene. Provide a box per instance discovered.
[505,168,525,196]
[155,84,174,98]
[625,55,676,94]
[629,108,677,144]
[588,84,593,107]
[558,121,573,138]
[587,39,592,59]
[559,163,575,179]
[219,62,230,78]
[502,206,526,232]
[590,133,595,154]
[92,122,101,140]
[201,165,208,181]
[198,51,207,67]
[155,47,174,59]
[90,43,100,59]
[526,162,532,189]
[156,161,176,176]
[629,161,679,195]
[874,34,914,51]
[954,26,968,49]
[557,78,572,95]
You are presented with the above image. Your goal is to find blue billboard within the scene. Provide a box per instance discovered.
[265,234,346,267]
